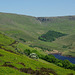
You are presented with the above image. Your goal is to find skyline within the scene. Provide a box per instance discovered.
[0,0,75,17]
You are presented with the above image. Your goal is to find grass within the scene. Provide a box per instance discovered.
[0,12,75,57]
[0,33,14,46]
[0,48,75,75]
[0,32,75,75]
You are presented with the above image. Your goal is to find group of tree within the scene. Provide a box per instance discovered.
[23,49,44,58]
[17,48,75,71]
[39,30,67,42]
[42,54,75,71]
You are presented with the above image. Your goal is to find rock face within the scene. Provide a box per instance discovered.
[36,17,55,22]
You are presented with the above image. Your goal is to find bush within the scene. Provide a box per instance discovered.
[19,38,26,42]
[24,49,31,56]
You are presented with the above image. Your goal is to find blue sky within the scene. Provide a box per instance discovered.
[0,0,75,17]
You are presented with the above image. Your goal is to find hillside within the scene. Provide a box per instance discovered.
[0,12,75,57]
[0,32,75,75]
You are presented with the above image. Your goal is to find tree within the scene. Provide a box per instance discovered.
[24,49,31,56]
[62,60,71,68]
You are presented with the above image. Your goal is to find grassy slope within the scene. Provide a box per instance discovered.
[0,12,75,56]
[0,33,75,75]
[39,16,75,56]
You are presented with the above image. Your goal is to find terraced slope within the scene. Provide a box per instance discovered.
[0,33,75,75]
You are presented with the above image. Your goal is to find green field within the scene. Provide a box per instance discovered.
[0,32,75,75]
[0,12,75,57]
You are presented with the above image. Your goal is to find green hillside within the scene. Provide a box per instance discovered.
[0,12,75,57]
[0,32,75,75]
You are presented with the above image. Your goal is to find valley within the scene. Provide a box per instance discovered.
[0,12,75,57]
[0,12,75,75]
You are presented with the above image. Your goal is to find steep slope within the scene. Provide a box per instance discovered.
[0,32,75,75]
[0,12,75,57]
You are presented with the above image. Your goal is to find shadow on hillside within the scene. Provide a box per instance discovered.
[2,62,57,75]
[20,67,58,75]
[0,54,3,56]
[2,62,73,75]
[17,62,25,67]
[67,73,74,75]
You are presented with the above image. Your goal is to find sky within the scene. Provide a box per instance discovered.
[0,0,75,17]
